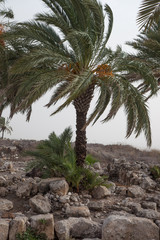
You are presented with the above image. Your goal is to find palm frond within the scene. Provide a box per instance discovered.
[137,0,160,30]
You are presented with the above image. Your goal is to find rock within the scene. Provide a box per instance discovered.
[135,208,160,220]
[140,176,156,190]
[1,212,15,219]
[0,158,4,167]
[122,199,141,213]
[0,219,9,240]
[0,187,8,197]
[16,178,38,198]
[107,181,116,193]
[88,200,104,211]
[92,186,111,199]
[0,198,13,211]
[102,214,159,240]
[38,178,63,193]
[55,217,102,240]
[0,176,7,187]
[4,162,14,172]
[16,182,32,198]
[59,195,70,203]
[49,179,69,196]
[115,186,127,196]
[29,194,51,214]
[93,162,102,170]
[141,201,157,210]
[65,206,90,217]
[9,216,27,240]
[155,220,160,228]
[30,214,54,240]
[127,185,146,198]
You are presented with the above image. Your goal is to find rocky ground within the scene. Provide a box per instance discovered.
[0,139,160,240]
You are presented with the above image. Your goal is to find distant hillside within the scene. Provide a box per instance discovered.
[0,139,159,166]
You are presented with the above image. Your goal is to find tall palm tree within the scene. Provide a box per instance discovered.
[5,0,158,166]
[137,0,160,31]
[0,116,12,139]
[0,0,14,116]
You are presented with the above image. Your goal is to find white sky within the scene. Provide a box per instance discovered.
[3,0,160,150]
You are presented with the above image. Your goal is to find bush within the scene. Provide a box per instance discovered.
[16,227,47,240]
[81,168,109,191]
[26,127,109,192]
[150,165,160,179]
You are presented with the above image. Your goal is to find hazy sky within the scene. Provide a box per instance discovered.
[3,0,160,150]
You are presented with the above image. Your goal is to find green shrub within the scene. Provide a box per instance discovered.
[150,165,160,179]
[16,227,47,240]
[25,127,73,178]
[85,154,98,166]
[26,127,109,192]
[81,168,109,191]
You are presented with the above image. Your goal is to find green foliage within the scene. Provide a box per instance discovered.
[150,165,160,179]
[85,154,98,166]
[81,168,108,191]
[3,0,158,151]
[0,116,12,139]
[16,227,47,240]
[39,218,47,225]
[137,0,160,31]
[26,127,73,177]
[26,127,109,192]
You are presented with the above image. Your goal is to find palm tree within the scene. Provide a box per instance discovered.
[0,116,12,139]
[0,0,14,116]
[5,0,158,166]
[127,19,160,80]
[137,0,160,30]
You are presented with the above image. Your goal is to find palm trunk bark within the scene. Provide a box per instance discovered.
[1,130,4,139]
[73,85,94,166]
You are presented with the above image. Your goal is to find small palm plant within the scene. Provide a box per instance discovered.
[26,127,73,177]
[26,127,85,190]
[0,116,12,139]
[26,127,108,192]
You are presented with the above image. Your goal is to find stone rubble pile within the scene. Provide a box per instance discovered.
[0,156,160,239]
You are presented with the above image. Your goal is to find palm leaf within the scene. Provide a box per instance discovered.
[137,0,160,30]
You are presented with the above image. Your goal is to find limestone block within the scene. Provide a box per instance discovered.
[38,177,64,193]
[0,198,13,211]
[0,176,7,187]
[102,214,159,240]
[92,186,111,199]
[0,219,9,240]
[88,200,104,211]
[29,194,51,214]
[140,176,156,190]
[30,214,54,240]
[0,187,8,197]
[136,208,160,220]
[127,185,146,198]
[9,216,27,240]
[55,217,102,240]
[65,206,90,217]
[49,179,69,196]
[16,181,33,198]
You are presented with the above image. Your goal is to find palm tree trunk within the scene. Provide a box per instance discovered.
[1,130,4,139]
[73,85,94,166]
